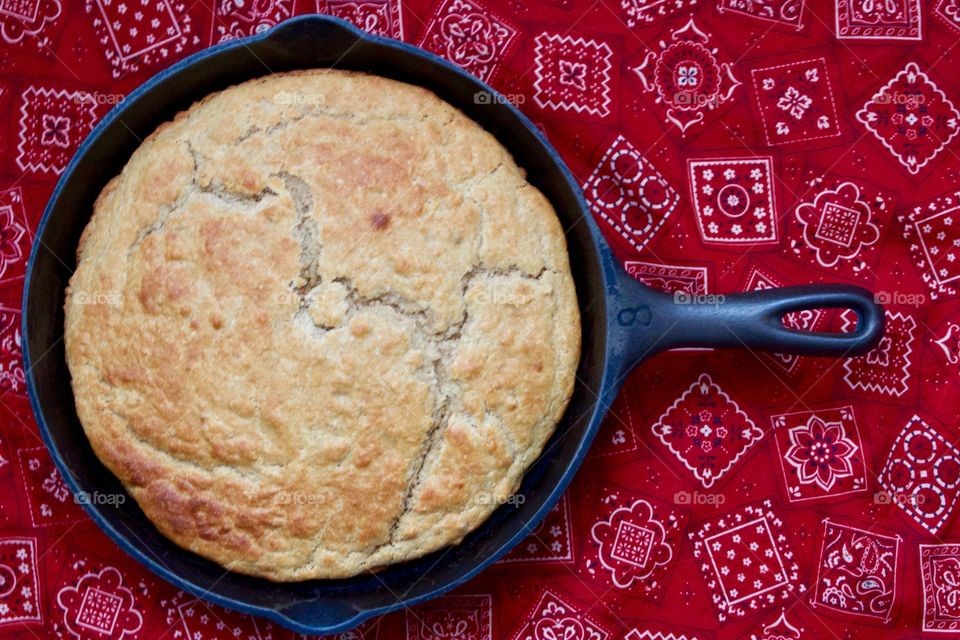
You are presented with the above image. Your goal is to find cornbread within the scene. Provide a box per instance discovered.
[64,70,580,580]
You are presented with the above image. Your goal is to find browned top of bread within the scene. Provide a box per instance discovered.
[64,70,580,580]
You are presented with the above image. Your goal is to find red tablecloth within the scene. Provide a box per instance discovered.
[1,0,959,638]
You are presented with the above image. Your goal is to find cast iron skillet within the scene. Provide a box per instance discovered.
[22,15,884,635]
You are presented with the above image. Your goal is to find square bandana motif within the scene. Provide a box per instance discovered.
[84,0,197,78]
[841,309,917,399]
[748,53,844,149]
[771,405,868,504]
[499,493,573,564]
[810,519,901,624]
[17,84,99,176]
[0,536,42,627]
[162,589,276,640]
[579,485,687,602]
[52,548,155,640]
[651,373,765,489]
[510,589,612,640]
[879,414,960,535]
[834,0,922,40]
[418,0,518,84]
[685,156,778,247]
[856,62,959,177]
[900,188,960,299]
[920,543,960,634]
[532,31,615,119]
[690,499,804,622]
[406,595,492,640]
[718,0,806,30]
[583,135,680,255]
[315,0,404,40]
[783,166,894,281]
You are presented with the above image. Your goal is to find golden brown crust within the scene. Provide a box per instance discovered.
[64,70,581,580]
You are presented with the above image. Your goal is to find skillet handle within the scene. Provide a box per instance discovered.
[614,266,885,369]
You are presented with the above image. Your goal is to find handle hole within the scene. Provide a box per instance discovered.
[778,308,859,334]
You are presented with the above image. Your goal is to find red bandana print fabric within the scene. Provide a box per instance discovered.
[1,1,960,638]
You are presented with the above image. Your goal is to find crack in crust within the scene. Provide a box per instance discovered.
[64,70,580,580]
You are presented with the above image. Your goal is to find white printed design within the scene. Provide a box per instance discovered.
[0,0,62,48]
[811,520,901,622]
[749,56,843,147]
[718,0,806,29]
[842,310,916,398]
[626,260,709,295]
[583,135,679,254]
[631,18,740,135]
[690,500,803,622]
[771,406,867,503]
[0,187,30,284]
[920,543,960,633]
[84,0,196,78]
[17,85,98,176]
[510,590,611,640]
[405,595,492,640]
[211,0,294,43]
[0,537,41,626]
[794,182,880,268]
[590,499,673,589]
[835,0,922,40]
[620,0,700,28]
[418,0,518,83]
[651,373,764,489]
[856,62,960,176]
[316,0,404,39]
[533,32,613,118]
[56,567,143,639]
[686,156,778,246]
[899,188,960,299]
[879,415,960,535]
[936,0,960,33]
